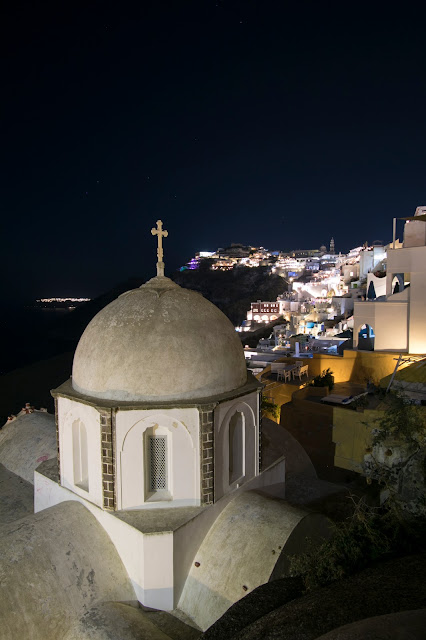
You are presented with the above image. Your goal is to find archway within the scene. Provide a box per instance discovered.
[392,274,404,295]
[367,281,376,300]
[357,324,375,351]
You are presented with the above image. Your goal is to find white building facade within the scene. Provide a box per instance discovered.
[353,207,426,354]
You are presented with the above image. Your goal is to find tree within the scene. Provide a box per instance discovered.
[363,393,426,516]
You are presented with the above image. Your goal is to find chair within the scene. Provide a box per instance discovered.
[291,363,302,380]
[294,365,309,381]
[299,365,309,379]
[284,369,292,383]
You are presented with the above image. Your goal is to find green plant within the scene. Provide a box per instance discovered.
[370,393,426,448]
[289,495,426,592]
[362,393,426,516]
[290,395,426,591]
[261,396,280,421]
[310,368,334,391]
[350,394,369,411]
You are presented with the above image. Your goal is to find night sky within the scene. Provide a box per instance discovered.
[3,0,426,305]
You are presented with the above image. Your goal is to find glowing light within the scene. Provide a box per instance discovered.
[37,297,90,303]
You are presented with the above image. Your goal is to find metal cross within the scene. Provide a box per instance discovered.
[151,220,168,277]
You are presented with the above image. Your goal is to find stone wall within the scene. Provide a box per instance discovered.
[99,409,114,510]
[200,405,215,505]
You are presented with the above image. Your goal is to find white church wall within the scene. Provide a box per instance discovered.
[57,397,103,508]
[34,471,174,610]
[173,455,285,607]
[213,391,259,501]
[177,490,328,631]
[115,408,200,510]
[35,454,285,614]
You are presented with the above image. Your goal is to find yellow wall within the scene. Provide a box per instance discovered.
[259,350,400,390]
[257,361,304,423]
[262,383,301,422]
[293,350,400,386]
[332,408,378,472]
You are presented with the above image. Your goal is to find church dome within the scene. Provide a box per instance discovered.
[72,276,247,402]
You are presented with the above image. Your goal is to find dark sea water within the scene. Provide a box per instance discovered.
[0,306,73,375]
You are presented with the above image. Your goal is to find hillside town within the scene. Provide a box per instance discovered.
[183,207,426,369]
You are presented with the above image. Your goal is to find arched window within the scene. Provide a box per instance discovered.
[72,419,89,491]
[392,273,406,294]
[229,412,245,485]
[367,281,376,300]
[358,324,375,351]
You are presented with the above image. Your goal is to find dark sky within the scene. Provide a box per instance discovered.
[3,0,426,304]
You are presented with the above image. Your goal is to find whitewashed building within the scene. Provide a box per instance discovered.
[353,207,426,353]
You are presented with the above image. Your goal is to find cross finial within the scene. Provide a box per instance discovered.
[151,220,168,277]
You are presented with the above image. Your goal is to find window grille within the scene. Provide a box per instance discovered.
[149,436,167,491]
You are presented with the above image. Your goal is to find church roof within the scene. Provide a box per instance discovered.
[72,276,248,402]
[0,411,56,484]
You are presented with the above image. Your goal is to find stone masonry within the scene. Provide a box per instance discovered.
[200,404,215,505]
[99,409,114,510]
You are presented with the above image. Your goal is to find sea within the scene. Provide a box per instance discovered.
[0,305,74,375]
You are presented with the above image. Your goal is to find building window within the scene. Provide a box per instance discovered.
[148,435,167,491]
[143,428,172,502]
[229,412,245,485]
[72,419,89,491]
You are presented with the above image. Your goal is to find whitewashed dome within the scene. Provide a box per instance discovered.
[72,276,247,402]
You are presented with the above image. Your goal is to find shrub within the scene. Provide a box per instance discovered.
[310,368,334,391]
[363,392,426,516]
[350,394,369,411]
[261,396,280,421]
[290,393,426,591]
[369,392,426,448]
[289,496,426,591]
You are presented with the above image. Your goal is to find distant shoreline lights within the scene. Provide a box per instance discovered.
[36,297,91,303]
